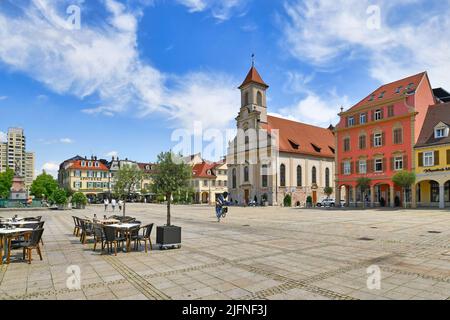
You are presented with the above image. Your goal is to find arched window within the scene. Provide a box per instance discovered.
[244,166,249,182]
[244,92,249,106]
[297,165,302,187]
[257,91,263,106]
[312,166,317,184]
[262,164,268,188]
[280,164,286,187]
[325,168,330,187]
[232,169,237,189]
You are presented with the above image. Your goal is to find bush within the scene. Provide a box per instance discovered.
[50,188,68,205]
[72,192,87,206]
[283,194,292,207]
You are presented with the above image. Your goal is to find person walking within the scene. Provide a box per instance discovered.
[111,198,117,212]
[118,199,123,212]
[104,198,109,211]
[215,192,228,222]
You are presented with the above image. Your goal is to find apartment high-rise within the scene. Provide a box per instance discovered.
[0,128,35,188]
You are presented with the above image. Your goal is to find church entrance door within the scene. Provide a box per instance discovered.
[244,190,250,205]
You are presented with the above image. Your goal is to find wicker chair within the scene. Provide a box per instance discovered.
[11,228,44,264]
[79,219,94,244]
[93,224,105,252]
[133,224,154,253]
[103,226,125,256]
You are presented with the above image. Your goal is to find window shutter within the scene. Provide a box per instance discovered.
[434,150,440,165]
[418,152,423,167]
[382,132,386,146]
[371,110,375,121]
[370,134,374,147]
[382,158,387,172]
[380,109,384,120]
[345,117,349,128]
[350,161,354,174]
[356,161,360,174]
[447,149,450,165]
[390,157,394,171]
[403,155,408,169]
[341,162,344,175]
[355,115,359,125]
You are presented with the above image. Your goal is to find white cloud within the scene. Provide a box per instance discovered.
[105,151,119,158]
[0,96,7,101]
[176,0,248,21]
[275,89,350,127]
[0,0,239,132]
[59,138,74,144]
[0,131,6,143]
[282,0,450,89]
[42,162,59,177]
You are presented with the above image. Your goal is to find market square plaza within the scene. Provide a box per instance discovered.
[0,204,449,300]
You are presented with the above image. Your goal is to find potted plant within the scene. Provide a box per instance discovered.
[72,192,87,209]
[306,196,313,208]
[152,152,191,249]
[50,188,68,210]
[283,194,292,207]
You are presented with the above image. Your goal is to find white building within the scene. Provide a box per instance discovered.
[227,65,336,206]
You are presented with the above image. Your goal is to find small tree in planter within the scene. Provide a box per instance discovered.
[283,194,292,207]
[392,171,416,208]
[72,192,87,209]
[357,177,371,208]
[50,188,68,210]
[152,152,191,249]
[306,196,313,208]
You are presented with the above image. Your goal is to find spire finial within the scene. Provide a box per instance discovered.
[251,53,255,67]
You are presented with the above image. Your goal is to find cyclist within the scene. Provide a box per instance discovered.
[215,192,228,222]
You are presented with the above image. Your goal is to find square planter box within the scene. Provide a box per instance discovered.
[156,225,181,249]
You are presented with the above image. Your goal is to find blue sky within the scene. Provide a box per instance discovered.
[1,0,449,176]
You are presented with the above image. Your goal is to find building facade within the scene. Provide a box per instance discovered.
[0,128,35,188]
[227,66,336,206]
[58,156,111,199]
[414,102,450,208]
[336,72,436,207]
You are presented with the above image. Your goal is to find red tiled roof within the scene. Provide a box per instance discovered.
[192,162,217,179]
[261,116,335,158]
[239,66,269,89]
[137,162,155,173]
[348,72,426,112]
[68,160,109,171]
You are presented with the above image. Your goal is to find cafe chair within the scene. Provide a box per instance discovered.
[11,228,45,264]
[103,226,126,256]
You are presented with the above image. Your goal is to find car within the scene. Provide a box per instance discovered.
[316,198,336,207]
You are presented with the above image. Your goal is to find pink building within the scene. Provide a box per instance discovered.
[335,72,436,207]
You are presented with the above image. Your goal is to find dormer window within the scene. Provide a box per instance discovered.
[88,161,92,167]
[348,116,355,127]
[368,94,375,101]
[378,91,386,99]
[435,126,449,139]
[81,161,85,167]
[395,86,403,94]
[95,162,99,167]
[311,143,321,153]
[288,139,299,150]
[146,165,150,170]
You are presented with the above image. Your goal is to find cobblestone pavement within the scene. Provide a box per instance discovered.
[0,204,449,300]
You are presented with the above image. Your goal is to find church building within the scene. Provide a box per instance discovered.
[227,65,336,206]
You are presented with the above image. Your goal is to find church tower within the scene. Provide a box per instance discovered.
[238,63,269,124]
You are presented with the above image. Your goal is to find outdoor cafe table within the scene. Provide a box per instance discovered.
[95,219,120,225]
[2,221,40,226]
[0,228,33,265]
[108,223,141,252]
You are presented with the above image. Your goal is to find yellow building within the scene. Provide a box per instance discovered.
[58,156,111,200]
[414,102,450,208]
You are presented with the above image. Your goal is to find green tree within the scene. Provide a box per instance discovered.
[392,171,416,208]
[72,192,87,208]
[323,186,333,199]
[30,171,58,199]
[50,188,67,206]
[0,168,14,199]
[151,152,191,226]
[113,164,144,215]
[357,177,371,208]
